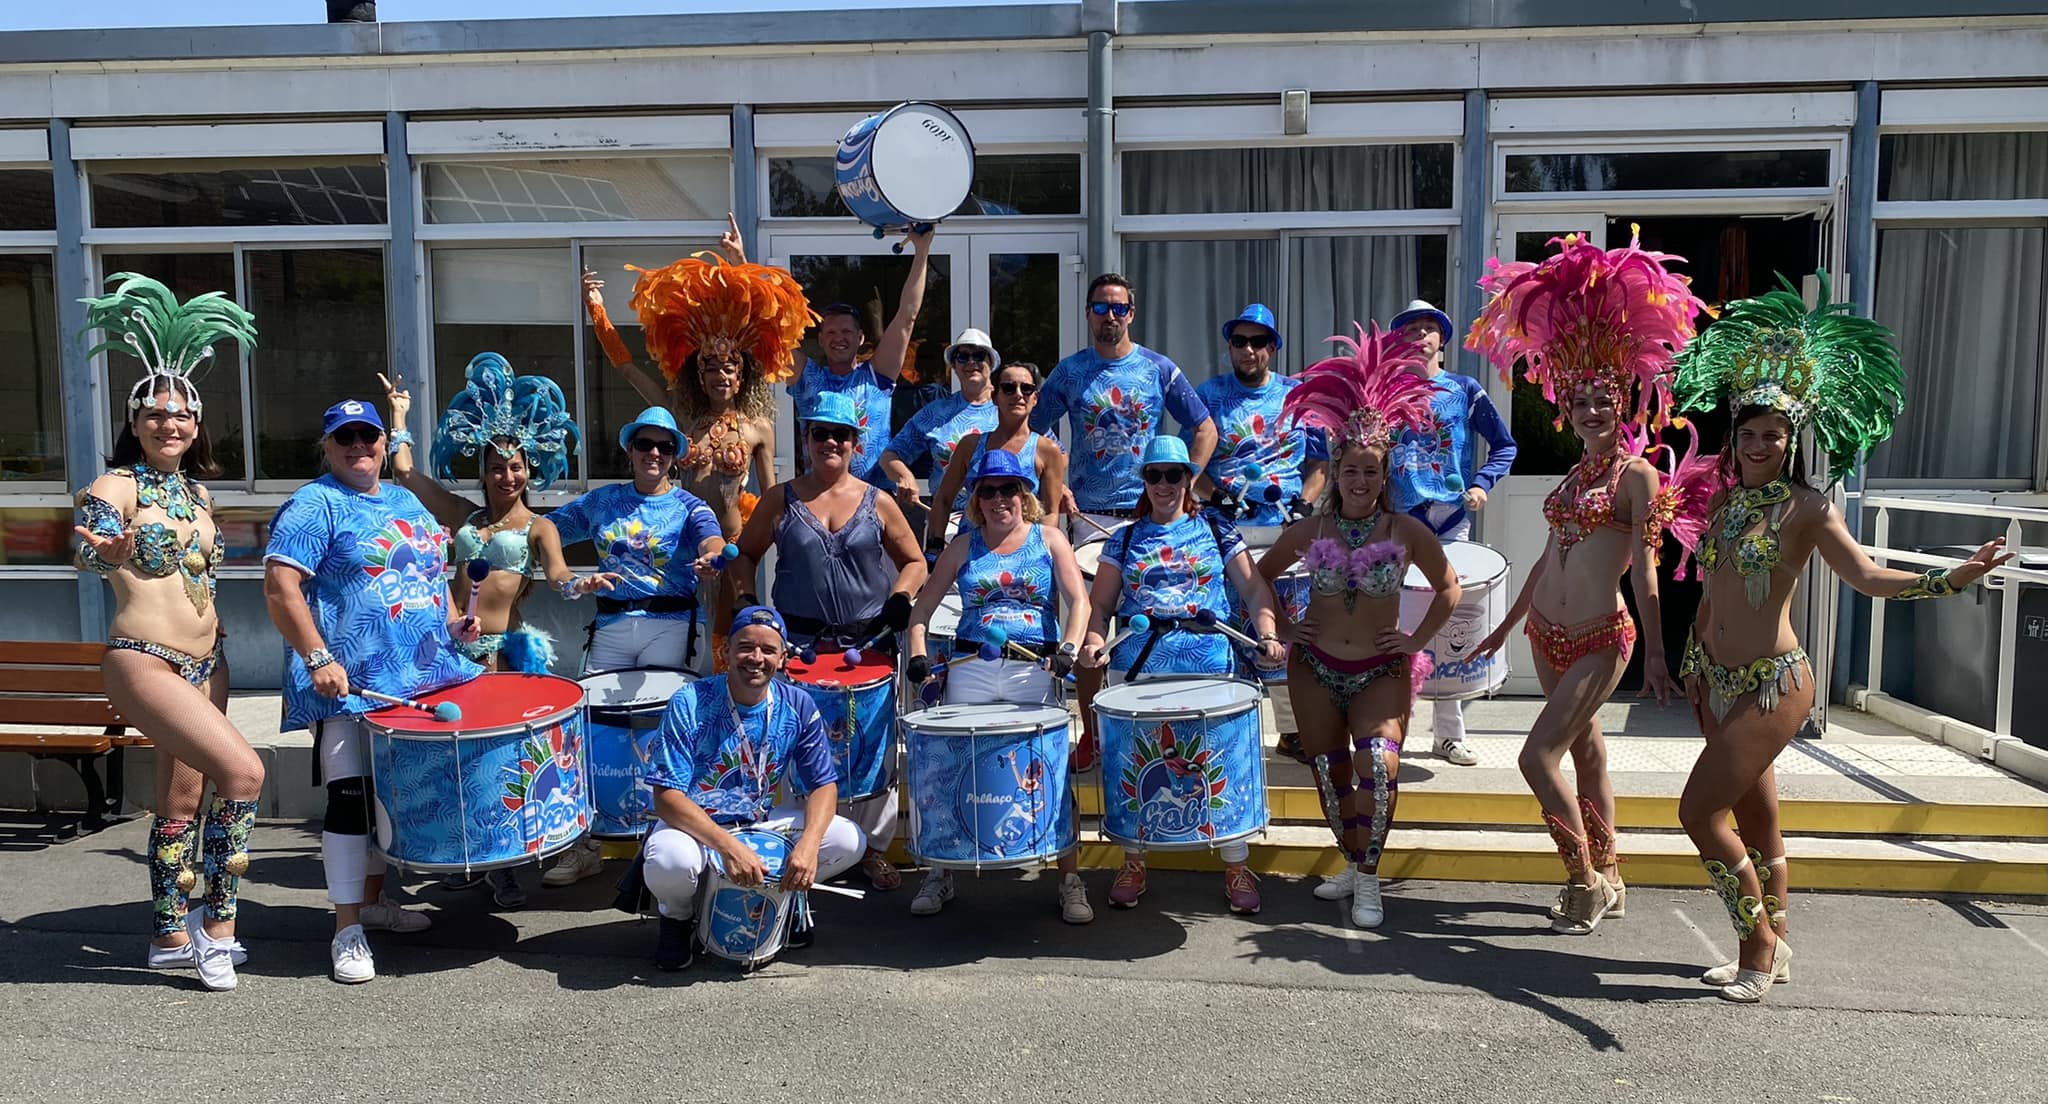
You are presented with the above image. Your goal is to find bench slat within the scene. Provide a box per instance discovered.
[0,697,126,726]
[0,732,114,755]
[0,668,107,694]
[0,641,108,666]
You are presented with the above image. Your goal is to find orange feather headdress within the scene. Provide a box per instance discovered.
[623,253,818,387]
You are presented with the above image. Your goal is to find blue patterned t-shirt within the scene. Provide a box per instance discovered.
[1187,372,1329,527]
[644,677,838,826]
[265,475,483,732]
[790,357,896,488]
[884,393,999,510]
[1389,371,1518,530]
[546,482,723,626]
[1030,345,1209,512]
[1098,511,1247,674]
[954,524,1059,650]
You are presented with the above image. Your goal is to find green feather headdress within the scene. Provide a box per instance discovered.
[83,272,259,422]
[1672,269,1903,487]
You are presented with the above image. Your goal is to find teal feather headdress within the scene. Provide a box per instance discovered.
[82,272,258,422]
[431,352,580,490]
[1672,270,1904,487]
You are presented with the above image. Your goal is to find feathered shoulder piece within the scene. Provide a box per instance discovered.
[1465,227,1706,432]
[83,272,258,422]
[1672,269,1903,486]
[625,253,817,387]
[431,352,580,490]
[1281,323,1435,451]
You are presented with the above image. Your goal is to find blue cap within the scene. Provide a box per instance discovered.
[1138,435,1199,475]
[802,392,861,430]
[730,605,788,640]
[1390,299,1454,341]
[618,406,686,462]
[1222,303,1282,350]
[971,446,1038,492]
[322,399,385,437]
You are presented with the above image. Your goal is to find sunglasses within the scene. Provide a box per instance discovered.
[808,425,856,444]
[975,482,1025,501]
[1228,334,1274,350]
[630,436,678,456]
[949,349,991,365]
[1088,301,1134,319]
[997,380,1037,397]
[331,426,384,447]
[1141,467,1187,485]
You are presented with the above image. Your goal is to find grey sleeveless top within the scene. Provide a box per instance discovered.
[772,483,895,645]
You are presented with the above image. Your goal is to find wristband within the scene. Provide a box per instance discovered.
[559,577,585,600]
[304,648,335,672]
[388,429,415,448]
[1895,567,1960,601]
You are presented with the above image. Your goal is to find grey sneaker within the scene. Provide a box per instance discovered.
[909,869,955,916]
[1058,873,1094,925]
[360,896,433,933]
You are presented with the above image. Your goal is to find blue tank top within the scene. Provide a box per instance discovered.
[771,484,898,646]
[954,524,1058,650]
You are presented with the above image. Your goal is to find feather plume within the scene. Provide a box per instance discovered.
[83,272,257,421]
[1282,323,1435,451]
[431,352,581,490]
[626,253,818,387]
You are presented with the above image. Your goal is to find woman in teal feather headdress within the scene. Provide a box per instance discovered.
[73,272,262,990]
[1669,271,2012,1003]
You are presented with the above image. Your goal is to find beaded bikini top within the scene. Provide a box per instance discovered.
[1699,478,1793,609]
[1544,449,1634,562]
[1305,513,1403,609]
[452,510,534,574]
[682,409,750,478]
[78,465,223,614]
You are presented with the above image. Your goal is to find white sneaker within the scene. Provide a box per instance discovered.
[147,936,248,970]
[330,924,375,984]
[909,869,954,916]
[1350,873,1385,928]
[541,840,606,888]
[184,910,238,992]
[360,896,433,933]
[1313,866,1359,901]
[1058,873,1094,925]
[1433,738,1480,766]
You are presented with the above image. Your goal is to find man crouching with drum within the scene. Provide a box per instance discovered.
[638,607,866,972]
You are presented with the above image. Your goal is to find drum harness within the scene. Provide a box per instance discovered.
[1117,509,1250,681]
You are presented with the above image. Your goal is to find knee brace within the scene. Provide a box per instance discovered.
[324,778,370,836]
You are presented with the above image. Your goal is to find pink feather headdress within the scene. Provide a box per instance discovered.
[1281,323,1435,452]
[1465,227,1707,432]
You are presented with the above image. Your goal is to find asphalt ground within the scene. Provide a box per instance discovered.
[3,818,2046,1103]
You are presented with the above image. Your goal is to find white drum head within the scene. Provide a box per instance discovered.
[1074,542,1104,577]
[1404,540,1509,591]
[1095,677,1262,718]
[905,702,1071,735]
[871,105,974,222]
[930,592,963,639]
[580,667,695,709]
[1237,525,1287,553]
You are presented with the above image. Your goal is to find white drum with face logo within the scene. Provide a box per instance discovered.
[1400,541,1511,700]
[834,102,977,229]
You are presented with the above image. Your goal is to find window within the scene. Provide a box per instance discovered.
[768,154,1081,218]
[1880,132,2048,201]
[0,170,56,231]
[98,253,245,482]
[246,248,388,480]
[424,156,730,224]
[1123,145,1454,214]
[580,242,720,481]
[0,255,62,482]
[1504,149,1829,193]
[0,508,73,565]
[430,247,577,481]
[91,161,389,228]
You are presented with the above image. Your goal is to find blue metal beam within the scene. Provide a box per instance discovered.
[732,104,759,268]
[1116,0,2048,36]
[1832,78,1881,701]
[1454,88,1488,381]
[49,119,104,642]
[384,111,429,450]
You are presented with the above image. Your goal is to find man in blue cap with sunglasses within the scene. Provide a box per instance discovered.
[1189,303,1328,525]
[1387,298,1517,768]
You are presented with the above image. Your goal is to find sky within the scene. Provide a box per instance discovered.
[0,0,1086,32]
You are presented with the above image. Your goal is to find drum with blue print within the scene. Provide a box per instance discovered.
[1093,676,1268,852]
[579,667,695,839]
[696,826,802,971]
[365,673,591,873]
[905,702,1076,870]
[834,101,977,231]
[1239,524,1307,685]
[783,649,897,802]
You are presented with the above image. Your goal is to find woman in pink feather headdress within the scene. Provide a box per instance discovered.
[1259,324,1462,929]
[1467,229,1703,936]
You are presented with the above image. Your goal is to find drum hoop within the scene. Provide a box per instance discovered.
[363,700,581,743]
[901,707,1070,738]
[781,672,894,694]
[1092,677,1264,722]
[867,102,977,219]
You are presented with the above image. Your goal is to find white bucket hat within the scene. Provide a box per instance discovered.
[943,327,1001,372]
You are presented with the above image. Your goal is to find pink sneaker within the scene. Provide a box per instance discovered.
[1108,859,1147,908]
[1224,866,1261,915]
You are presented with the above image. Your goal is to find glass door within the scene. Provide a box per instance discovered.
[968,231,1083,377]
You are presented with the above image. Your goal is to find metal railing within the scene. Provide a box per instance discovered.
[1862,495,2048,739]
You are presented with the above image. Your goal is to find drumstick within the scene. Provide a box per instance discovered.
[461,558,490,625]
[806,883,867,900]
[1100,613,1153,656]
[1071,511,1116,539]
[361,689,462,722]
[1190,608,1264,651]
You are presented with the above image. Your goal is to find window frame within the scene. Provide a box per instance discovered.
[0,244,66,495]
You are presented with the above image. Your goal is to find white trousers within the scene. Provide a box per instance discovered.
[315,713,383,906]
[943,654,1057,707]
[641,808,867,919]
[1421,505,1472,746]
[848,788,899,851]
[586,615,711,676]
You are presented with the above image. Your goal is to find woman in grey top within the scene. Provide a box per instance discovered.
[729,392,927,889]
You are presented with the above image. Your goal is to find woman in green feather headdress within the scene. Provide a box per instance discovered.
[72,272,262,991]
[1668,271,2012,1004]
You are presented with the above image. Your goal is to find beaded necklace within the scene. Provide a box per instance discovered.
[132,464,198,522]
[1543,449,1628,565]
[1702,478,1794,610]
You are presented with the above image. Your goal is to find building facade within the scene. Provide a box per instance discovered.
[1,1,2043,701]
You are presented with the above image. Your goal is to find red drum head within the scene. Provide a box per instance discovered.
[784,648,895,690]
[368,672,584,734]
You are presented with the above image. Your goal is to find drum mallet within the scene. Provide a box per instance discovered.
[460,557,490,629]
[1099,612,1153,657]
[361,689,463,722]
[1222,464,1283,518]
[1190,607,1264,652]
[974,626,1045,666]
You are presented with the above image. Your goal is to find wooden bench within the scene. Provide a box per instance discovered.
[0,641,143,837]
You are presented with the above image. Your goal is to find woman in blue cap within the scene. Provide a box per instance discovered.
[924,359,1069,549]
[727,391,928,890]
[532,404,727,886]
[902,447,1095,922]
[1077,435,1286,915]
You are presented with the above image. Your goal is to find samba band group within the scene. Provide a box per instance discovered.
[81,222,2011,1002]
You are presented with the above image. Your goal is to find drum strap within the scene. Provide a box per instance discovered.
[780,610,889,647]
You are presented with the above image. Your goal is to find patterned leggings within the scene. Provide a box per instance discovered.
[149,795,257,936]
